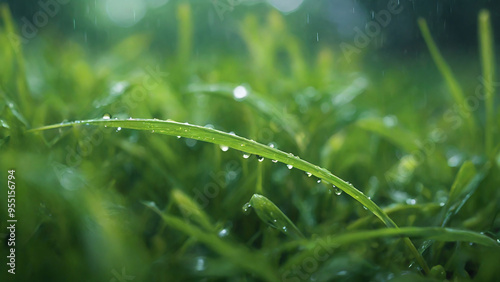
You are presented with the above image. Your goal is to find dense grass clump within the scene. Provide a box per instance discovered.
[1,3,499,281]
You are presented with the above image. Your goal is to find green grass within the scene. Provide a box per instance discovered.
[1,3,500,281]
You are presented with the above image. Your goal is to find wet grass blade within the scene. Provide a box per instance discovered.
[280,226,500,274]
[144,202,279,281]
[248,194,305,240]
[418,18,476,135]
[479,10,496,156]
[29,118,429,272]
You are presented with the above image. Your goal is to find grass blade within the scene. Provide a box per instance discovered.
[479,10,496,156]
[144,202,279,281]
[280,226,500,275]
[249,194,305,240]
[29,118,429,272]
[418,18,476,135]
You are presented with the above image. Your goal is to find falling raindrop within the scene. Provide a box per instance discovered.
[287,164,293,170]
[243,153,251,159]
[102,113,111,120]
[220,145,229,152]
[242,202,252,214]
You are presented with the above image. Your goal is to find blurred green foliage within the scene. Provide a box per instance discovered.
[1,2,500,282]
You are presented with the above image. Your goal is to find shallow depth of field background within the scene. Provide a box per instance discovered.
[1,0,500,281]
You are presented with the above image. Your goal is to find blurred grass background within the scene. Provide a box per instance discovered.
[1,0,500,281]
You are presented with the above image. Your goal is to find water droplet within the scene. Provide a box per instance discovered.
[102,113,111,120]
[242,202,252,214]
[177,136,181,139]
[287,164,293,169]
[257,155,264,162]
[497,239,500,244]
[317,179,322,183]
[204,124,214,129]
[151,130,155,133]
[406,198,416,205]
[282,226,288,232]
[243,153,251,159]
[229,131,236,136]
[306,172,312,177]
[272,159,278,163]
[116,127,122,132]
[268,142,276,148]
[233,85,248,100]
[218,228,229,237]
[220,145,229,152]
[333,186,342,195]
[195,257,205,271]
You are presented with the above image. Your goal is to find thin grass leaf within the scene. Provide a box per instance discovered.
[248,194,305,240]
[418,18,476,135]
[187,83,305,149]
[144,202,279,281]
[28,118,429,272]
[280,226,500,275]
[356,117,421,153]
[171,189,215,232]
[479,10,496,156]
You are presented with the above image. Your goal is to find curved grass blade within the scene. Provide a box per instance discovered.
[171,189,215,232]
[356,117,421,153]
[249,194,305,240]
[418,18,476,135]
[280,227,500,275]
[144,202,279,281]
[187,83,305,149]
[28,118,428,272]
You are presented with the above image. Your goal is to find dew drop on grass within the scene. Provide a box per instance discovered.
[116,127,122,132]
[220,145,229,152]
[317,179,322,183]
[406,198,416,205]
[233,85,248,100]
[177,136,181,139]
[306,172,312,177]
[287,164,293,169]
[272,159,278,163]
[242,202,252,214]
[218,228,229,238]
[333,186,342,195]
[268,142,276,148]
[257,155,264,162]
[102,113,111,120]
[195,257,205,271]
[243,153,251,159]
